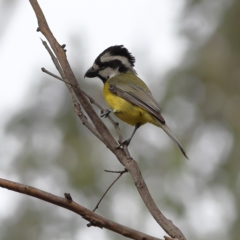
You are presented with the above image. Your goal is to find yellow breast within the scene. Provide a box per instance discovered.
[103,81,156,126]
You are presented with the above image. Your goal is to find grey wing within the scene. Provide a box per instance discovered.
[109,82,165,124]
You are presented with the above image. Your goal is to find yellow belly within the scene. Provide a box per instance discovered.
[103,82,157,126]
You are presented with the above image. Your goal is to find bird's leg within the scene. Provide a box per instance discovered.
[121,123,141,146]
[100,108,112,118]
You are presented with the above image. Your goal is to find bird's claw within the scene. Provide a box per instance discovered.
[121,139,130,146]
[100,109,111,118]
[116,139,130,149]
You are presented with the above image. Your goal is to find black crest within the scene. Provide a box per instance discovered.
[97,45,135,67]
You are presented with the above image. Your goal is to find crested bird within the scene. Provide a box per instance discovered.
[85,45,188,159]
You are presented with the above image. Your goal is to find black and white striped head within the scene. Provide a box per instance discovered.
[84,45,136,83]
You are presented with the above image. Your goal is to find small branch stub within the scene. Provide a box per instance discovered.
[64,193,73,202]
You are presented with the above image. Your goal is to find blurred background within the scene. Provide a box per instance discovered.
[0,0,239,239]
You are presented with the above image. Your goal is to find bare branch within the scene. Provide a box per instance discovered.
[41,68,72,85]
[0,178,162,240]
[27,1,187,239]
[105,169,128,174]
[41,46,105,143]
[41,39,64,76]
[41,67,124,142]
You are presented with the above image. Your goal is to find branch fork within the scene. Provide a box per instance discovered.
[0,1,187,240]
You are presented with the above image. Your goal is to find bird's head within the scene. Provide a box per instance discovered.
[84,45,136,83]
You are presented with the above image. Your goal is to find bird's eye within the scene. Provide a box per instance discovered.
[99,63,106,70]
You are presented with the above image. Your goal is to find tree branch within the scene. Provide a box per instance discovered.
[41,67,123,144]
[0,178,162,240]
[24,1,187,239]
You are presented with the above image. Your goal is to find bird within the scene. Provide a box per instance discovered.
[84,45,188,159]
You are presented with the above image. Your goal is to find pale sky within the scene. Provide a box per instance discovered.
[0,1,233,240]
[0,0,186,127]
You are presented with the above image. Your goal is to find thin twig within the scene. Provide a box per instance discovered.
[42,68,76,87]
[41,67,131,156]
[41,49,105,143]
[93,169,128,212]
[41,68,124,141]
[105,169,128,174]
[41,39,65,77]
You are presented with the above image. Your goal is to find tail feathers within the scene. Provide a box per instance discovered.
[161,124,189,160]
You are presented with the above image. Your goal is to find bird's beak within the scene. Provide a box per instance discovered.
[84,67,98,78]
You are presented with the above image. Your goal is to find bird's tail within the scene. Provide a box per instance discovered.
[161,123,189,159]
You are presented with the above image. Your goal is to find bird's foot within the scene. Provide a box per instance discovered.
[121,139,130,146]
[100,109,111,118]
[116,139,130,149]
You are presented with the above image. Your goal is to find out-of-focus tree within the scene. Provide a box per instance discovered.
[161,0,240,239]
[0,0,18,38]
[1,0,240,240]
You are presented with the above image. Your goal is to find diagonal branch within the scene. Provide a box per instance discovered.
[40,45,105,143]
[41,67,124,144]
[0,178,162,240]
[27,1,186,239]
[31,0,118,151]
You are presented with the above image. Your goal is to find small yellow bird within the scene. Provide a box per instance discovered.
[85,45,188,159]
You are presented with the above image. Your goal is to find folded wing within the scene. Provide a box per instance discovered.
[109,76,165,124]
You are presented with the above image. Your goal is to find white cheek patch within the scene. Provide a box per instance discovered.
[99,67,119,79]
